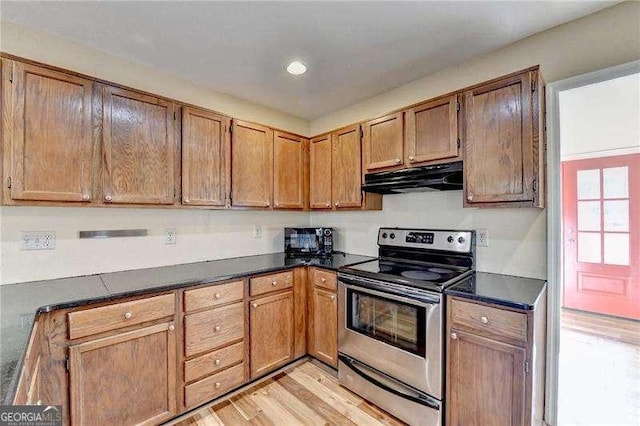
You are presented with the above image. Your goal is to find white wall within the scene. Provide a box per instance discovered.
[0,207,308,284]
[311,192,547,279]
[311,1,640,135]
[560,72,640,160]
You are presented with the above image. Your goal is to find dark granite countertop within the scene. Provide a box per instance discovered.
[0,251,373,404]
[445,272,547,310]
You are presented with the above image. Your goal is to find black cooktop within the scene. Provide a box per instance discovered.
[340,258,473,292]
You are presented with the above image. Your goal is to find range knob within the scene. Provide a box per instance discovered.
[382,232,388,238]
[458,236,466,244]
[447,236,454,243]
[389,233,396,239]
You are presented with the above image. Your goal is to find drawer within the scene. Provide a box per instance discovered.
[185,302,244,357]
[450,298,527,344]
[184,280,244,312]
[184,341,245,383]
[185,362,245,408]
[68,294,175,339]
[250,271,293,297]
[311,268,337,291]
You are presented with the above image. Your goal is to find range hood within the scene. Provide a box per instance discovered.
[362,161,463,194]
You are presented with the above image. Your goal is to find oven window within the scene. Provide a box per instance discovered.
[346,288,426,356]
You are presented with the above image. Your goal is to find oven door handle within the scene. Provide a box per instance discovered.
[339,355,440,410]
[339,280,440,306]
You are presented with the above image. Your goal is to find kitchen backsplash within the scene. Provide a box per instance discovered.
[311,191,547,280]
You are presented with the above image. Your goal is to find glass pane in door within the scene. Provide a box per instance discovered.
[347,289,426,356]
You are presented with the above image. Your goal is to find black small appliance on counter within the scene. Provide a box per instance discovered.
[284,227,333,257]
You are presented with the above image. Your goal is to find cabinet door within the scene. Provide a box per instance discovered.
[309,134,332,209]
[463,71,536,206]
[362,112,404,172]
[8,61,93,202]
[250,291,294,378]
[309,286,338,367]
[405,94,459,166]
[103,86,176,204]
[69,322,177,426]
[181,107,229,206]
[446,329,526,426]
[231,120,273,208]
[273,131,307,209]
[332,125,362,209]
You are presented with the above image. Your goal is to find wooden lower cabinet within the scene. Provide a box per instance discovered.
[250,291,294,378]
[308,286,338,367]
[447,329,526,426]
[69,322,177,426]
[446,295,546,426]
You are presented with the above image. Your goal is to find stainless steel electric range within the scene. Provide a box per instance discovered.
[337,228,475,426]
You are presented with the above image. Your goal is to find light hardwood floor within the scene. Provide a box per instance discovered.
[169,361,405,425]
[558,309,640,425]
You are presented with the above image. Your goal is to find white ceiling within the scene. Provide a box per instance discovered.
[1,1,618,120]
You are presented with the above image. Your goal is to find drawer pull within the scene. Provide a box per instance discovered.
[451,332,458,340]
[169,325,175,331]
[124,312,133,320]
[215,382,221,389]
[480,316,489,324]
[321,277,327,283]
[408,156,415,162]
[82,194,90,201]
[271,281,278,286]
[395,158,401,164]
[252,303,258,309]
[214,293,222,300]
[215,359,221,366]
[214,326,221,332]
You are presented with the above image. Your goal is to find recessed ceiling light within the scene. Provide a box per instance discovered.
[286,61,307,75]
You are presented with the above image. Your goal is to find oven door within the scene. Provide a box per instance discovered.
[338,279,443,398]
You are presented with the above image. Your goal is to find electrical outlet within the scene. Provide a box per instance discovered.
[253,225,262,239]
[21,231,56,250]
[164,228,176,245]
[476,229,489,247]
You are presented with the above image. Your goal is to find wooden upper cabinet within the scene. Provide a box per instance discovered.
[331,125,362,209]
[181,107,230,207]
[405,94,460,166]
[102,86,176,205]
[463,70,542,207]
[309,134,332,209]
[362,112,404,172]
[230,120,273,208]
[6,61,94,202]
[273,131,308,210]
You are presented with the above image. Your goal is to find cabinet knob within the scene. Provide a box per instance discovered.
[124,312,132,320]
[275,202,279,207]
[395,158,401,164]
[335,201,339,207]
[36,400,42,406]
[169,325,175,331]
[215,382,221,389]
[104,195,112,202]
[82,194,90,201]
[330,295,336,301]
[451,332,458,340]
[480,316,489,324]
[252,303,258,309]
[215,359,221,366]
[214,293,222,300]
[321,277,327,283]
[408,156,415,162]
[467,194,473,202]
[272,281,278,286]
[184,198,190,204]
[266,202,270,207]
[214,325,221,332]
[326,202,330,207]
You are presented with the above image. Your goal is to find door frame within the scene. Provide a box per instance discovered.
[545,59,640,425]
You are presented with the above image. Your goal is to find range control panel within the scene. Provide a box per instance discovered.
[378,228,474,253]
